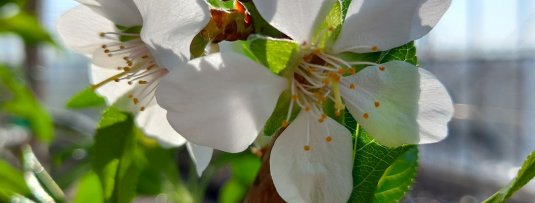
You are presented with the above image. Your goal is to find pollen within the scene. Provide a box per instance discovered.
[281,120,289,128]
[379,66,385,71]
[325,136,333,142]
[349,83,356,90]
[371,45,379,52]
[363,113,369,119]
[318,114,327,123]
[374,101,381,108]
[304,145,311,151]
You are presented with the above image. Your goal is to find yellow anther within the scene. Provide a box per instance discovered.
[281,120,289,128]
[379,66,385,71]
[305,106,311,112]
[107,54,113,57]
[133,98,139,104]
[291,94,299,101]
[349,83,356,90]
[99,32,106,37]
[123,67,131,72]
[371,45,379,52]
[363,113,369,119]
[140,106,145,111]
[325,136,333,142]
[128,94,133,98]
[138,80,148,85]
[374,101,381,108]
[128,81,133,85]
[328,26,334,32]
[322,79,330,86]
[104,49,110,53]
[113,79,120,82]
[123,56,129,61]
[304,145,311,151]
[101,45,107,49]
[318,114,327,123]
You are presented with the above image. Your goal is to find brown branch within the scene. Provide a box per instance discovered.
[243,129,285,203]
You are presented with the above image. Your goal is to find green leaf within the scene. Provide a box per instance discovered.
[374,147,418,202]
[347,125,417,203]
[0,160,31,202]
[0,11,54,45]
[377,42,418,66]
[73,172,104,203]
[66,87,106,109]
[0,65,54,143]
[483,150,535,203]
[206,0,234,9]
[91,107,139,203]
[248,35,299,75]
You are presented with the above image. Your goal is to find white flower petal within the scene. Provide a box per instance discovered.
[340,61,453,147]
[76,0,142,26]
[136,103,187,147]
[332,0,451,53]
[57,6,117,55]
[90,64,135,104]
[254,0,338,43]
[156,53,288,153]
[270,112,353,202]
[133,0,210,69]
[186,143,213,176]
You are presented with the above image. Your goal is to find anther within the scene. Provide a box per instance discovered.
[281,120,289,128]
[133,98,139,104]
[374,101,380,108]
[104,49,110,53]
[140,106,145,111]
[337,69,345,75]
[325,136,333,142]
[114,79,120,82]
[101,45,107,49]
[349,83,356,90]
[371,45,379,52]
[318,114,327,123]
[128,81,133,85]
[363,113,369,119]
[305,106,311,112]
[304,145,311,151]
[119,45,125,49]
[138,80,148,85]
[291,94,299,101]
[99,32,106,37]
[123,67,131,72]
[379,66,385,71]
[128,94,133,98]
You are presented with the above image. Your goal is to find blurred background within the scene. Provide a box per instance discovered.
[1,0,535,202]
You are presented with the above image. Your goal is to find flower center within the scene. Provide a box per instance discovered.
[92,31,168,112]
[282,45,381,151]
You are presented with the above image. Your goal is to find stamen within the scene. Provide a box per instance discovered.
[374,101,381,108]
[363,113,369,119]
[379,66,385,71]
